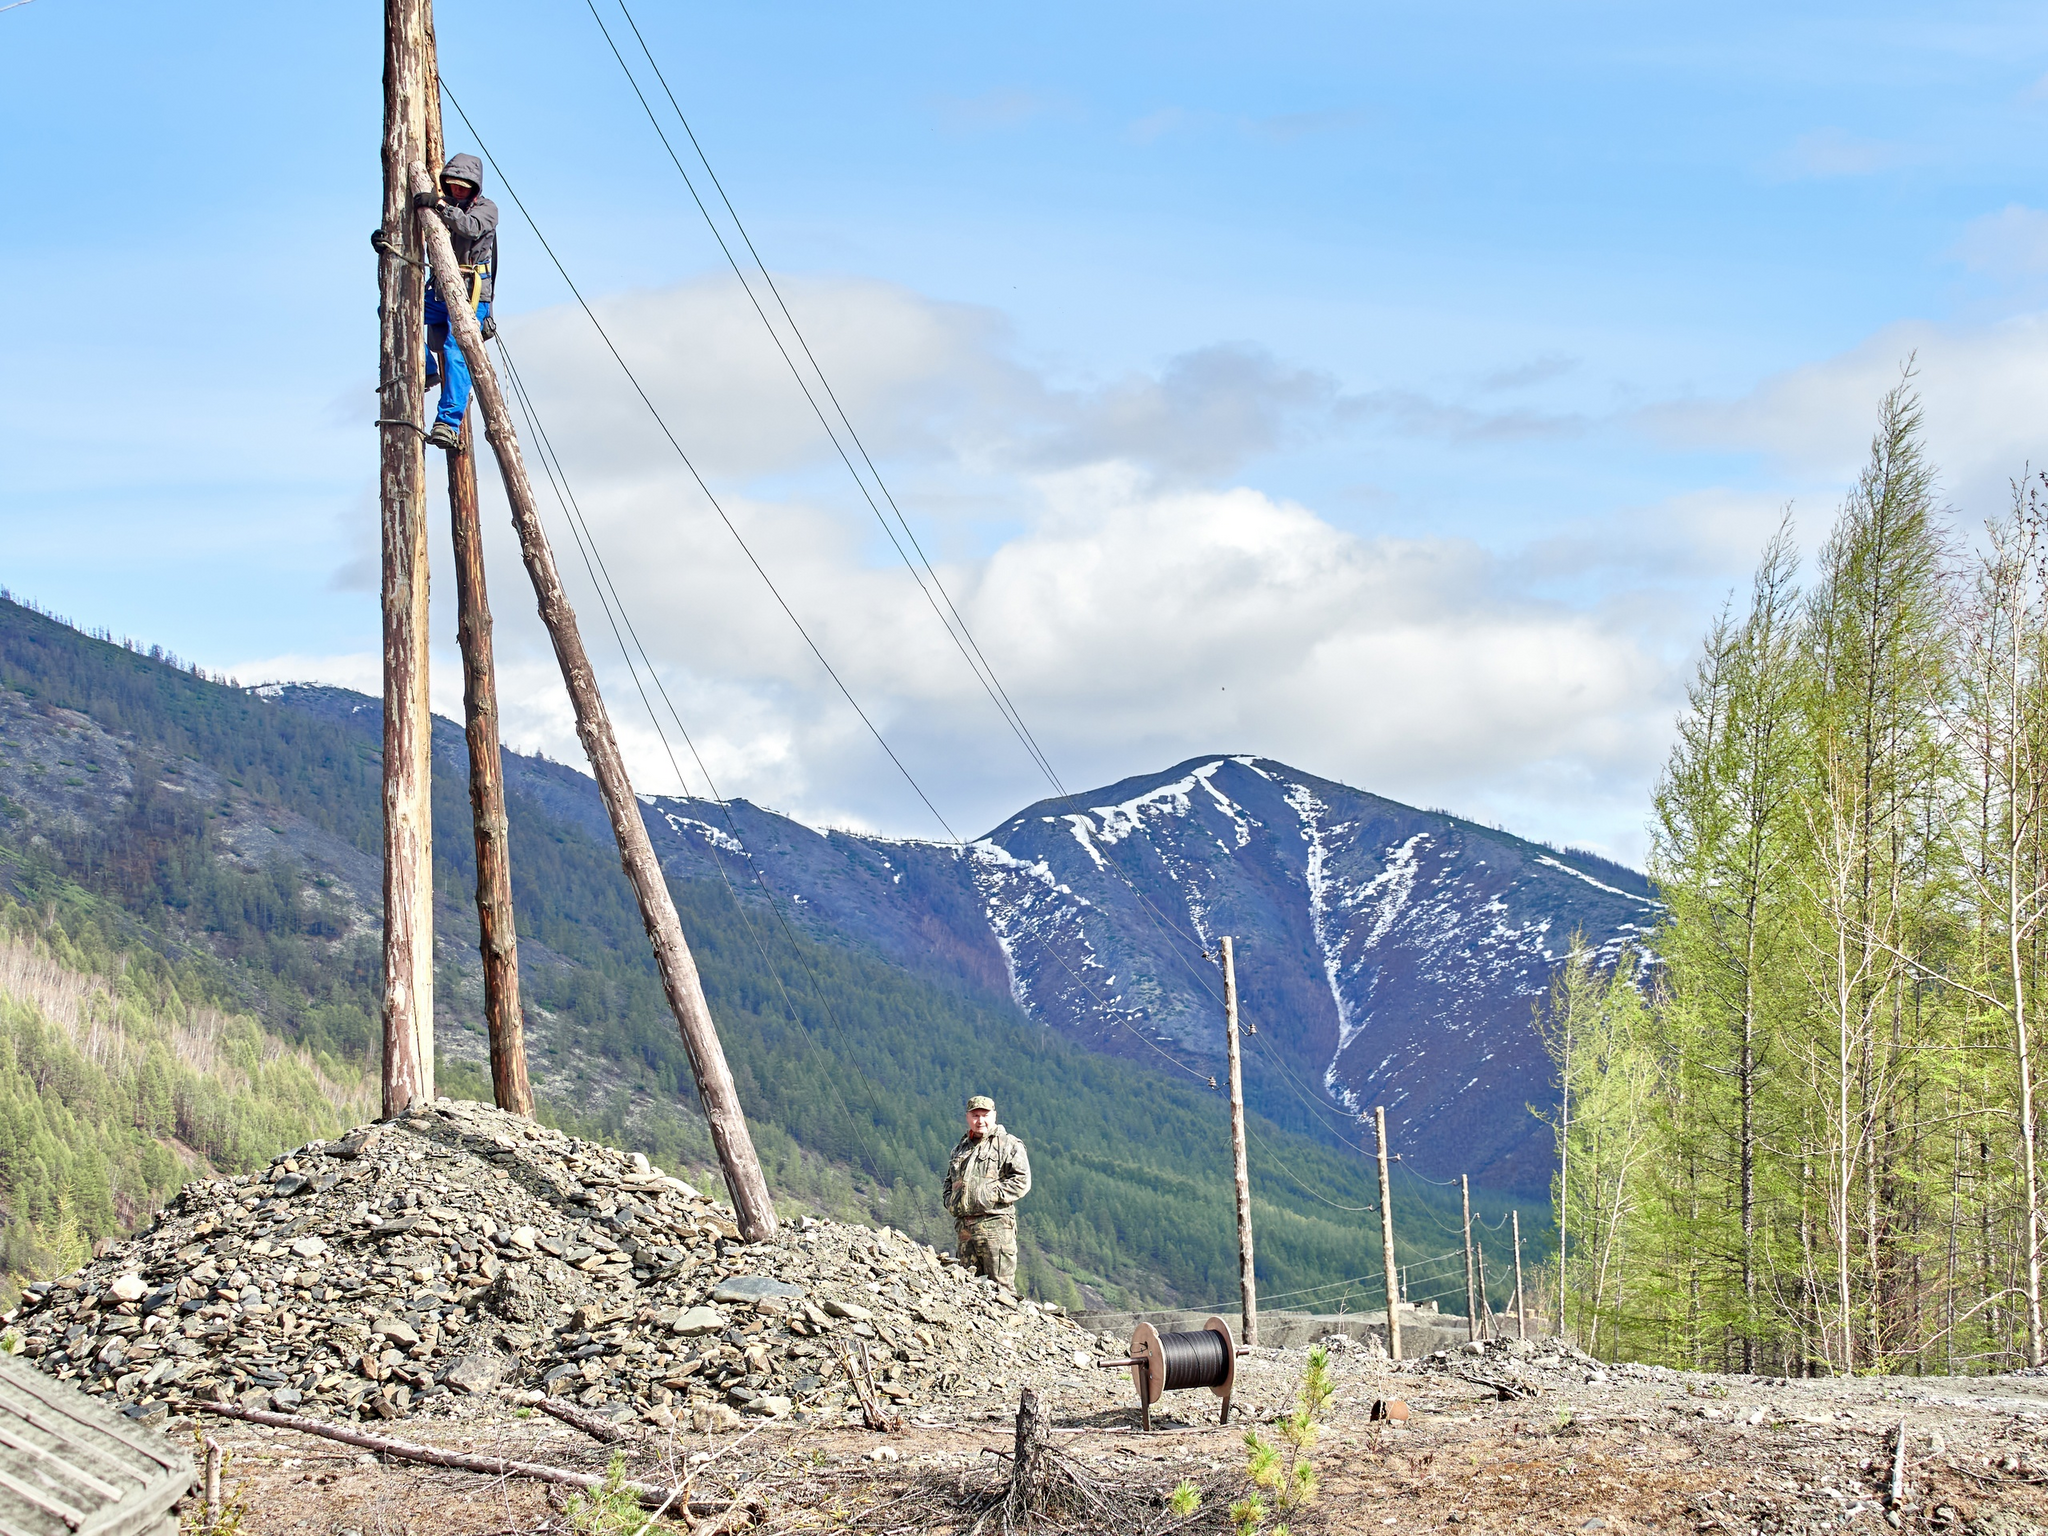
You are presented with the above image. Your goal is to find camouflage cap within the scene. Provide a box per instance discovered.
[965,1095,996,1112]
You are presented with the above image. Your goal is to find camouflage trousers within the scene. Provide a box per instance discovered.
[956,1216,1018,1293]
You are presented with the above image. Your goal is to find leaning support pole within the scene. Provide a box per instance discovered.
[1375,1105,1402,1361]
[409,164,777,1239]
[1222,936,1257,1348]
[449,429,533,1117]
[376,0,434,1117]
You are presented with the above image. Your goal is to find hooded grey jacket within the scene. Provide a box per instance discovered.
[432,153,499,305]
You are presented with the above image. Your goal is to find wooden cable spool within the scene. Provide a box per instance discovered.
[1124,1316,1237,1429]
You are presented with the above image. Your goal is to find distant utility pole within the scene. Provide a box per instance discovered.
[1375,1106,1402,1361]
[1222,937,1257,1348]
[376,0,434,1117]
[1512,1209,1528,1341]
[1477,1240,1490,1340]
[1462,1174,1478,1343]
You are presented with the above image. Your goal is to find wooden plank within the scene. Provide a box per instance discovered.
[0,1377,178,1473]
[0,1461,87,1530]
[0,1425,122,1501]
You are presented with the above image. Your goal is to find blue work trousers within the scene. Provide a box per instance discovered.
[424,289,490,430]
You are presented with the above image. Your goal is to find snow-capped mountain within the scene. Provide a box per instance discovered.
[622,754,1658,1193]
[266,686,1652,1193]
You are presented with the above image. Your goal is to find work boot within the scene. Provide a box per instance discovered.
[426,422,461,452]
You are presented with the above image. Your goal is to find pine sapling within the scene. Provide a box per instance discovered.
[1235,1345,1332,1531]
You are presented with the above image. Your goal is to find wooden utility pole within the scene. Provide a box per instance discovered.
[1512,1209,1528,1341]
[1462,1174,1478,1342]
[409,171,778,1240]
[1222,936,1256,1347]
[377,0,434,1117]
[417,12,531,1118]
[449,432,533,1116]
[1374,1106,1401,1361]
[1477,1240,1490,1340]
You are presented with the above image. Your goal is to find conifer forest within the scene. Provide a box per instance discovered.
[1546,369,2048,1377]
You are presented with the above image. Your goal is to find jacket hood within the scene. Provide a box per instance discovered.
[440,154,485,195]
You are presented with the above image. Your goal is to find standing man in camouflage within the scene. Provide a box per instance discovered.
[943,1094,1031,1293]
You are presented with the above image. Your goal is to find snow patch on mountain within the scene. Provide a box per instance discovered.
[1285,780,1361,1061]
[1361,833,1427,950]
[1536,854,1652,904]
[663,813,744,854]
[968,838,1113,1019]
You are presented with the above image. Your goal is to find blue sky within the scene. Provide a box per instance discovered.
[7,2,2048,859]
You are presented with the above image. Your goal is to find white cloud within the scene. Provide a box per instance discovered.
[1951,204,2048,276]
[267,276,1784,865]
[1767,128,1918,180]
[440,450,1686,857]
[1643,313,2048,515]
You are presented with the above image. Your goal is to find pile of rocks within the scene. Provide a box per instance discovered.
[2,1100,1113,1430]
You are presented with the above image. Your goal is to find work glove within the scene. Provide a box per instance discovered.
[479,315,498,341]
[412,190,440,212]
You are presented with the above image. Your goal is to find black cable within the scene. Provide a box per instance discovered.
[1243,1121,1376,1212]
[439,81,1383,1175]
[601,0,1069,798]
[450,56,1387,1163]
[569,15,1301,1095]
[440,80,962,846]
[578,0,1296,1121]
[1393,1158,1463,1189]
[1239,1030,1374,1153]
[1156,1329,1232,1390]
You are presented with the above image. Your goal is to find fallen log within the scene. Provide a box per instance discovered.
[536,1395,638,1445]
[186,1400,719,1513]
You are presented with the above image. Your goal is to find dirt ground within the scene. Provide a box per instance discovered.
[182,1341,2048,1536]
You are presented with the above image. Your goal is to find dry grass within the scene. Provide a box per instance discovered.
[0,931,376,1119]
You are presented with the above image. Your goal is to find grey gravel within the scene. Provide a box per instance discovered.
[2,1098,1118,1431]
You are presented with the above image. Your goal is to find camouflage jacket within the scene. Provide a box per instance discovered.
[943,1125,1031,1221]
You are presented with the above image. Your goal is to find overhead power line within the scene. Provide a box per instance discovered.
[440,80,962,846]
[589,0,1070,800]
[442,75,1421,1217]
[492,329,896,1182]
[446,81,1217,1091]
[522,22,1396,1152]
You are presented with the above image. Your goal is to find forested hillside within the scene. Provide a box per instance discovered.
[1550,374,2048,1376]
[0,595,1529,1312]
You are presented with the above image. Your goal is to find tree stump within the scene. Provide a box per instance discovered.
[1011,1388,1050,1499]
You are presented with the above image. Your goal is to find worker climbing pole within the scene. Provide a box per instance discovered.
[416,153,497,454]
[375,0,778,1239]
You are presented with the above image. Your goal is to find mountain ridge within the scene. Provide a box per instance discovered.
[267,686,1656,1190]
[0,595,1521,1311]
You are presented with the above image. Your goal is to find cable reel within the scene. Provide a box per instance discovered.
[1097,1316,1241,1430]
